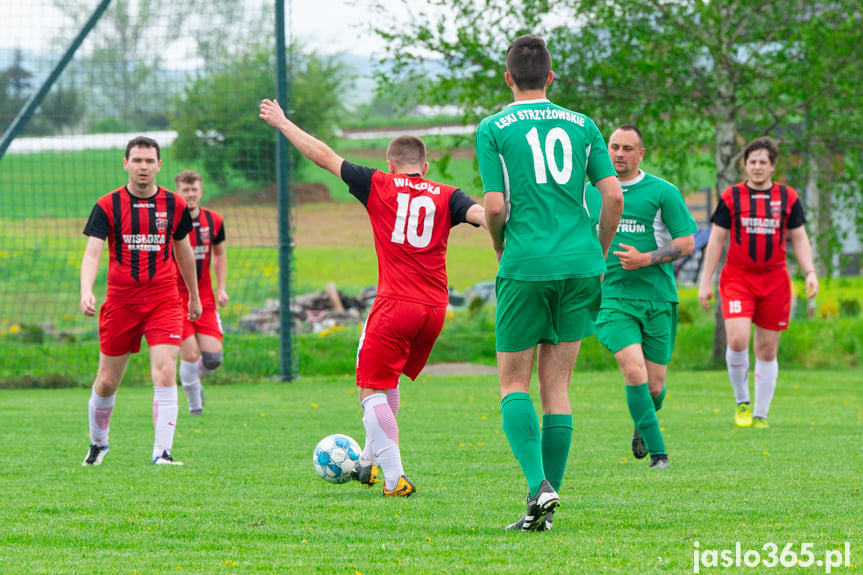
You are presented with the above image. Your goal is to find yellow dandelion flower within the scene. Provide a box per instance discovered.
[312,403,318,408]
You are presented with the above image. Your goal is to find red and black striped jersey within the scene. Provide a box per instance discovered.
[711,182,806,273]
[177,207,226,307]
[84,186,193,304]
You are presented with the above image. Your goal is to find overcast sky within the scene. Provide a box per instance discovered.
[0,0,390,57]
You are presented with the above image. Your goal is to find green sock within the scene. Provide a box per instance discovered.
[626,383,665,455]
[653,386,667,412]
[501,392,545,497]
[541,414,573,493]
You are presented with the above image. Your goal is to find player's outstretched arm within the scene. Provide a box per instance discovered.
[466,204,488,230]
[697,224,729,310]
[174,237,203,321]
[788,226,819,299]
[212,241,229,307]
[258,98,344,178]
[80,236,105,317]
[594,175,624,259]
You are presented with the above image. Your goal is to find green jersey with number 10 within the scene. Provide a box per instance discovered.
[475,99,616,281]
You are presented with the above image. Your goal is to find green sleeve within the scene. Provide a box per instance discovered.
[475,119,503,194]
[585,122,616,184]
[661,185,699,238]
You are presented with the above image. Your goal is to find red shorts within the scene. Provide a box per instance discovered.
[182,305,223,341]
[719,266,791,331]
[99,298,184,356]
[355,296,447,389]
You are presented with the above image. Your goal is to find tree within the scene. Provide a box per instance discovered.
[171,45,351,188]
[366,0,863,361]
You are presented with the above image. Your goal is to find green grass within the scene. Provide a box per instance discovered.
[1,371,860,573]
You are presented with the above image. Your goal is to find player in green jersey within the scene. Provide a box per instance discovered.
[586,125,697,469]
[475,34,624,532]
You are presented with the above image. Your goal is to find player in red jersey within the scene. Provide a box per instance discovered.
[173,170,228,416]
[698,137,818,428]
[260,98,486,497]
[80,136,203,467]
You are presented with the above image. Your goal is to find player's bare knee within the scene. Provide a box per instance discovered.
[201,350,223,371]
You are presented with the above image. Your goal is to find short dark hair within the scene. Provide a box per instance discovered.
[615,124,644,149]
[506,34,551,91]
[175,170,202,186]
[743,137,778,165]
[386,135,426,168]
[125,136,160,160]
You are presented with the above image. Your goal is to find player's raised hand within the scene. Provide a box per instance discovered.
[80,292,97,317]
[613,243,649,270]
[259,98,287,128]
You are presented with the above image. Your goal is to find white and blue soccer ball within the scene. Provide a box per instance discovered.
[312,434,361,484]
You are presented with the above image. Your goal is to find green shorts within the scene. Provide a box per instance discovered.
[595,299,678,365]
[495,276,601,352]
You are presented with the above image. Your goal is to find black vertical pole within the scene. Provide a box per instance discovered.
[0,0,113,162]
[275,0,295,380]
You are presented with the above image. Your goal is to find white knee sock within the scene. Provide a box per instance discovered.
[726,347,750,404]
[386,386,400,419]
[753,359,779,419]
[152,386,179,459]
[197,356,214,379]
[361,393,403,490]
[88,389,115,446]
[179,360,203,412]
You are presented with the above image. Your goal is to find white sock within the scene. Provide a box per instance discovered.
[88,389,115,446]
[179,360,203,411]
[197,356,214,379]
[726,347,750,404]
[753,359,779,419]
[386,386,400,419]
[361,393,403,490]
[152,386,179,459]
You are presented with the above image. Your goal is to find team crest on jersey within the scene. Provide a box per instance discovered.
[200,226,210,243]
[156,217,168,232]
[770,201,783,217]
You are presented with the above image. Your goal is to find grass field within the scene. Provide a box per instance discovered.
[1,371,860,574]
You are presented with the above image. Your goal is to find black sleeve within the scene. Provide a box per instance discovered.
[213,221,226,245]
[83,204,110,239]
[448,189,479,227]
[173,208,193,240]
[340,160,376,207]
[710,198,732,229]
[787,198,806,229]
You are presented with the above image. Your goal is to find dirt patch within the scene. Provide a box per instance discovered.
[419,362,498,376]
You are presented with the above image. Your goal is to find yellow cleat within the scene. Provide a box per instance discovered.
[383,475,416,497]
[751,417,769,429]
[351,459,379,487]
[735,403,753,427]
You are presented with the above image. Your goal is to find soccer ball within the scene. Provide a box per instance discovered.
[312,434,361,484]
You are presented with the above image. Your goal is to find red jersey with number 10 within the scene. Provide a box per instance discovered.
[367,172,460,306]
[177,207,226,308]
[83,186,192,304]
[340,161,478,307]
[711,182,806,273]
